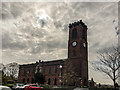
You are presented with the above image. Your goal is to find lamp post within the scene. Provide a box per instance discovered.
[59,65,62,86]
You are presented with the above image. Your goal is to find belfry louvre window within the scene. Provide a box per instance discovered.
[73,50,76,56]
[82,29,86,39]
[72,28,77,39]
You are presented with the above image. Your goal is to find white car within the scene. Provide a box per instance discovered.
[0,86,12,90]
[21,84,29,88]
[12,83,24,89]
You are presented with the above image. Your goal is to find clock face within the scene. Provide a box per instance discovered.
[72,41,77,47]
[83,43,86,47]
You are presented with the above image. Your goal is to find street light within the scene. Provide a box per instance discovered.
[60,65,62,69]
[59,65,62,86]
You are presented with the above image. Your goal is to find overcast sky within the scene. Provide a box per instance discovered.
[1,2,119,84]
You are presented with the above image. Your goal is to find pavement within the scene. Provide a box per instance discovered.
[73,88,89,90]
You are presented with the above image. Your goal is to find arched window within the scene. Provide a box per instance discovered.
[84,78,87,86]
[54,78,57,85]
[49,67,51,74]
[31,78,34,83]
[72,28,77,39]
[32,69,35,74]
[55,67,57,73]
[27,78,29,84]
[22,78,25,84]
[48,78,51,85]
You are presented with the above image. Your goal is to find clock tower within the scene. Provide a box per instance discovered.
[68,20,88,86]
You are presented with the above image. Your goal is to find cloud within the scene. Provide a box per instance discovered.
[1,2,118,84]
[2,32,28,50]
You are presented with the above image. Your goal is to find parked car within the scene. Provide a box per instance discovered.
[0,85,12,90]
[22,84,29,88]
[12,83,24,90]
[24,84,44,90]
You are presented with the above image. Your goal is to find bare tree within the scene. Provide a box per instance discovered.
[3,63,19,80]
[92,47,120,89]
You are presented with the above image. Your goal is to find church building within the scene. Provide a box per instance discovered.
[18,60,64,86]
[18,20,88,86]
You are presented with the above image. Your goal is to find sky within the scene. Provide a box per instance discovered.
[1,1,119,85]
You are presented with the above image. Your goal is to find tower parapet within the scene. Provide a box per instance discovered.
[69,20,88,30]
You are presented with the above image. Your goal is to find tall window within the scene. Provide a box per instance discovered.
[29,70,30,74]
[55,67,57,73]
[84,78,87,86]
[31,78,34,83]
[24,70,26,75]
[72,28,77,39]
[48,78,51,85]
[43,68,45,74]
[49,67,51,74]
[54,78,57,85]
[27,78,29,83]
[22,78,25,84]
[32,69,35,74]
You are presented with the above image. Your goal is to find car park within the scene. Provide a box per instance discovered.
[0,85,12,90]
